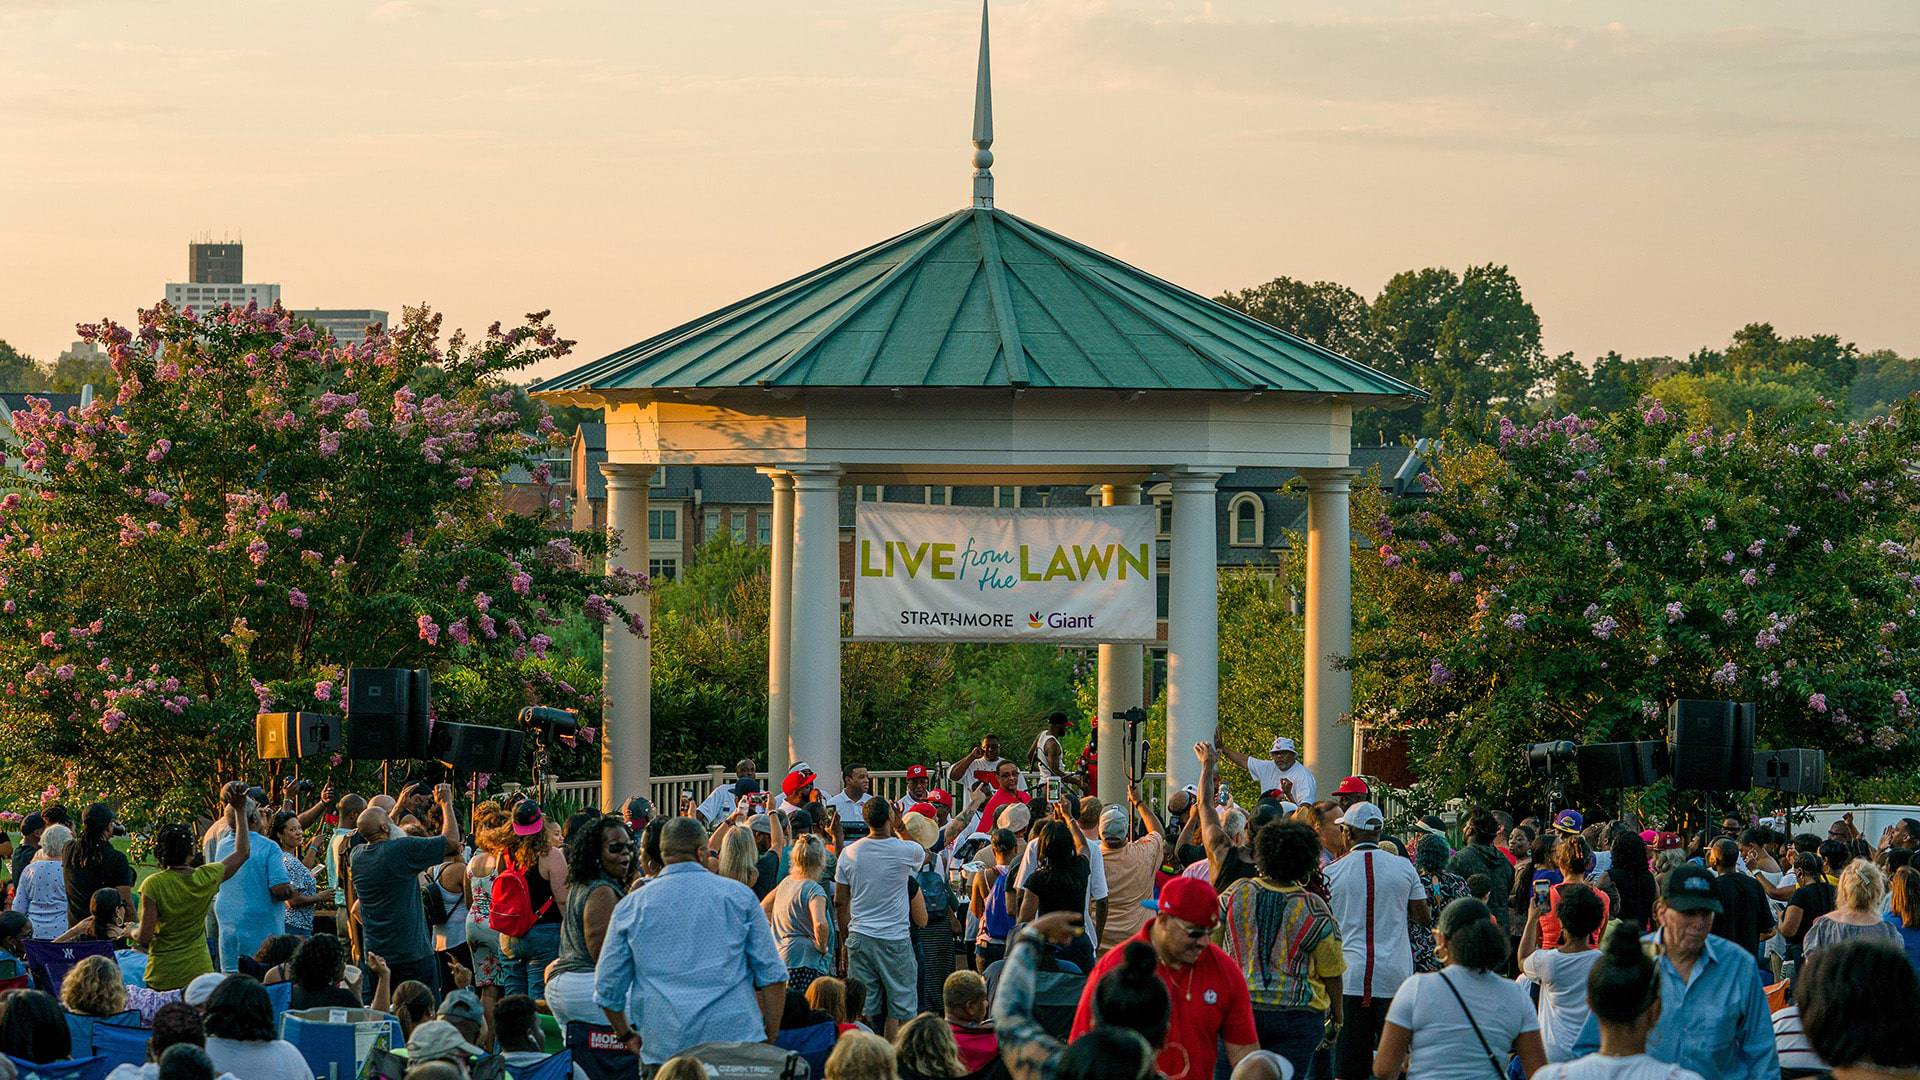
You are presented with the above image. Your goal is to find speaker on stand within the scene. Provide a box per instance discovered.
[345,668,433,794]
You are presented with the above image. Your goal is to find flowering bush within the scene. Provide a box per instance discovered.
[0,303,642,822]
[1352,398,1920,802]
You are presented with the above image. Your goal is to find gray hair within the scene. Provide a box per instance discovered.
[39,824,72,858]
[1222,808,1249,844]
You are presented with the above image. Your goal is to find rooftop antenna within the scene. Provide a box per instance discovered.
[970,0,994,209]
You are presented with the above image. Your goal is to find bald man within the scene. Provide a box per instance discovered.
[349,784,460,992]
[597,816,788,1066]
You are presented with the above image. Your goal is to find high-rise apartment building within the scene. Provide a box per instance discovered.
[188,242,244,284]
[164,239,279,311]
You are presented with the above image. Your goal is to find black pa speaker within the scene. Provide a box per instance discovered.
[1576,740,1667,788]
[1667,699,1756,791]
[255,712,342,760]
[345,668,431,760]
[430,723,526,775]
[1753,748,1826,797]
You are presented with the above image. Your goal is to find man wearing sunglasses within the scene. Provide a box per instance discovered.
[1068,875,1258,1079]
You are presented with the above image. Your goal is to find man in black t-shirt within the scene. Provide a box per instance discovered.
[1706,839,1772,969]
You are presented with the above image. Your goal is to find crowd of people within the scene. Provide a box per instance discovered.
[0,737,1913,1080]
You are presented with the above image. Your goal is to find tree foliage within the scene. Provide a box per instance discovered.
[1351,398,1920,805]
[0,303,639,822]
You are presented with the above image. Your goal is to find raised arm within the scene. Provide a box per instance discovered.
[949,745,984,785]
[1215,743,1252,771]
[295,782,336,830]
[434,785,461,855]
[992,914,1081,1080]
[219,795,252,881]
[1195,744,1228,880]
[1127,783,1163,837]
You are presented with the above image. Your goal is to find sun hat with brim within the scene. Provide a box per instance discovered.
[902,811,939,850]
[407,1020,485,1062]
[996,803,1031,832]
[1269,736,1297,756]
[1661,863,1723,914]
[511,802,546,837]
[184,972,226,1007]
[1142,875,1221,929]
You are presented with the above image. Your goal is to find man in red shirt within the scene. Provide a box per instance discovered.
[1069,876,1257,1080]
[979,760,1033,832]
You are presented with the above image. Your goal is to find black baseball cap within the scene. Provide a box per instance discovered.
[1662,863,1723,913]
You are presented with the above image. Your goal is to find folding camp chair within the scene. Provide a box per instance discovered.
[86,1018,148,1072]
[265,980,293,1019]
[60,1011,138,1058]
[506,1050,578,1080]
[7,1056,110,1080]
[280,1013,360,1080]
[21,941,116,999]
[565,1021,639,1080]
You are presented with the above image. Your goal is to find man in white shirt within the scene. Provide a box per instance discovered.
[1220,736,1318,805]
[833,798,927,1037]
[1323,800,1430,1080]
[949,734,1027,793]
[895,764,936,813]
[824,763,875,841]
[1030,712,1072,781]
[695,759,761,823]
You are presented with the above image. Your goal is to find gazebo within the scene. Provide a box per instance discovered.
[533,4,1423,809]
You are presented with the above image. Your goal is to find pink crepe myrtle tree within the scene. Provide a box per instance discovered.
[0,302,643,822]
[1350,397,1920,805]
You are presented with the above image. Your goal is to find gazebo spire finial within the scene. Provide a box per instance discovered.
[970,0,994,208]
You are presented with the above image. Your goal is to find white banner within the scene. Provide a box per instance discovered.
[851,503,1158,642]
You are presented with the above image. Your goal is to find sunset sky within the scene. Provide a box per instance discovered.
[3,0,1916,380]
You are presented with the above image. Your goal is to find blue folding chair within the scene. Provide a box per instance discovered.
[506,1050,577,1080]
[7,1056,110,1080]
[87,1019,148,1072]
[22,942,116,999]
[60,1012,139,1058]
[775,1020,836,1078]
[265,980,293,1019]
[280,1014,359,1080]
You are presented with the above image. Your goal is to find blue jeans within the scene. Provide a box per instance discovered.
[502,923,561,1001]
[1258,1007,1327,1080]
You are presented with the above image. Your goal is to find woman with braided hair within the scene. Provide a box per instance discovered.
[1216,820,1345,1080]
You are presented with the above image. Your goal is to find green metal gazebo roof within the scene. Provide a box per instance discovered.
[535,3,1421,403]
[535,205,1420,398]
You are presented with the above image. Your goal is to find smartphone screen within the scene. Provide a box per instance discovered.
[1533,880,1551,906]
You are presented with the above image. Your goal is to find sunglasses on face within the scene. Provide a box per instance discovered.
[1165,918,1209,940]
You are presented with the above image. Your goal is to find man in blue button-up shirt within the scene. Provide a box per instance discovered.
[595,817,788,1065]
[1571,863,1777,1080]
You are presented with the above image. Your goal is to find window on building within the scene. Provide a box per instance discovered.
[756,513,771,547]
[730,509,748,538]
[704,509,721,538]
[649,558,679,582]
[1230,494,1264,547]
[647,508,678,542]
[994,486,1021,508]
[1154,497,1172,539]
[857,485,883,503]
[650,468,667,488]
[1156,568,1171,621]
[926,486,950,506]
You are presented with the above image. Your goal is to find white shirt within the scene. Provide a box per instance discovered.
[504,1050,590,1080]
[1245,757,1317,804]
[1324,844,1428,999]
[824,791,875,835]
[1534,1055,1706,1080]
[833,836,927,942]
[204,1037,314,1080]
[696,785,741,823]
[108,1066,237,1080]
[957,756,1027,791]
[1522,947,1602,1061]
[1031,731,1064,777]
[1013,828,1109,932]
[895,790,939,813]
[1383,968,1539,1080]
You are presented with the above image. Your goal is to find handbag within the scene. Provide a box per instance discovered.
[1435,970,1509,1080]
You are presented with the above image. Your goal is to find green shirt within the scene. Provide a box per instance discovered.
[140,863,226,991]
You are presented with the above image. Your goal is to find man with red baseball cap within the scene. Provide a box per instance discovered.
[1332,776,1370,811]
[1069,875,1258,1078]
[895,764,936,813]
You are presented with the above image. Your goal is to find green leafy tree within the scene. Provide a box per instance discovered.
[1215,277,1380,366]
[0,341,48,392]
[45,347,117,395]
[1849,349,1920,419]
[1352,398,1920,806]
[0,304,639,822]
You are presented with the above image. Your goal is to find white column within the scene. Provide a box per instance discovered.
[787,465,844,795]
[1096,483,1145,808]
[1164,468,1225,796]
[600,463,654,812]
[1300,467,1359,795]
[761,470,796,779]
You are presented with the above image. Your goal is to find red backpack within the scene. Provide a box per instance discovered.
[488,857,553,938]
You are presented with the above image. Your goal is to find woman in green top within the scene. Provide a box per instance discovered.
[137,783,253,990]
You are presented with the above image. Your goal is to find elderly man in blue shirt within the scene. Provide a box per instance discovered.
[594,816,788,1065]
[1570,862,1778,1080]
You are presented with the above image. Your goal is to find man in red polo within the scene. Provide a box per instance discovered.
[1069,876,1257,1080]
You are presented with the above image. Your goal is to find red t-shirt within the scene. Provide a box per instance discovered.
[980,788,1032,828]
[1069,922,1257,1080]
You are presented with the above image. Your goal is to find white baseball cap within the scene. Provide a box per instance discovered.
[1339,801,1385,831]
[1270,736,1297,755]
